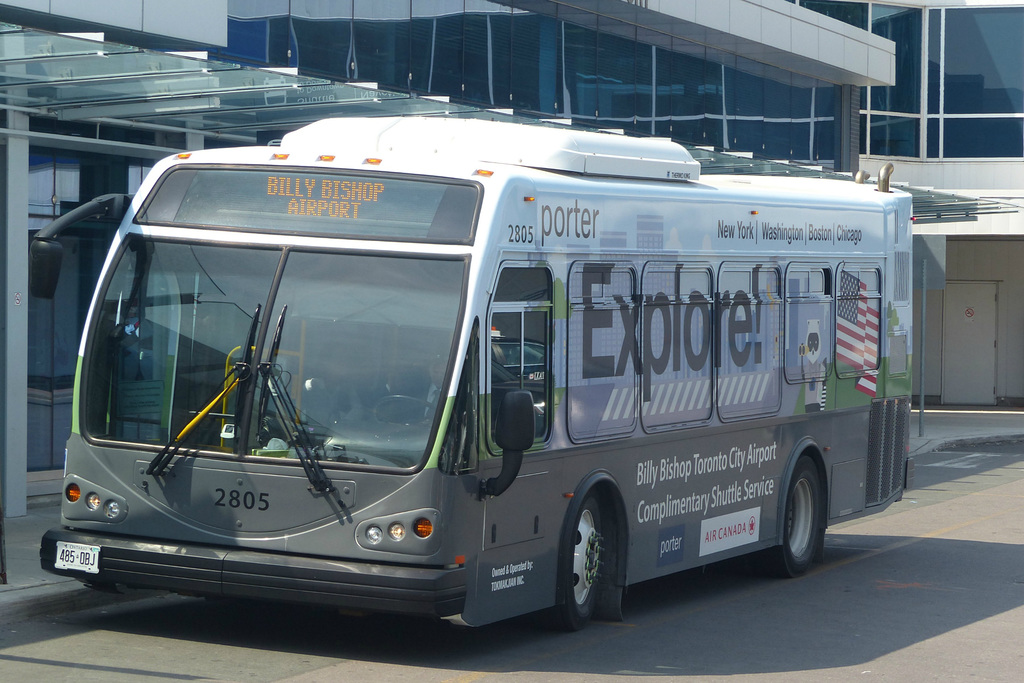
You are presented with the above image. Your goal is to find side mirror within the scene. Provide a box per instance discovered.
[29,238,64,299]
[28,193,132,300]
[480,390,535,498]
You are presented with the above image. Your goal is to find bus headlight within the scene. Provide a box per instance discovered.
[355,509,440,553]
[86,493,101,510]
[103,500,121,519]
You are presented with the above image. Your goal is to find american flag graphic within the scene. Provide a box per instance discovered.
[836,271,879,397]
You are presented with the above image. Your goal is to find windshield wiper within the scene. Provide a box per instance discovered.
[257,307,336,494]
[147,304,262,477]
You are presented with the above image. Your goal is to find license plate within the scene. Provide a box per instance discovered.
[54,541,100,574]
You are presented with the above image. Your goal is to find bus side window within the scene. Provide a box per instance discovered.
[784,264,834,413]
[567,261,638,441]
[488,266,552,447]
[836,265,882,392]
[640,263,713,431]
[717,263,782,420]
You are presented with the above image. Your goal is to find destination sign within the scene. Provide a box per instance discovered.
[265,175,386,219]
[137,166,479,244]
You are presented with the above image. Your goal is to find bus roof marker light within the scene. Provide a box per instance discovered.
[475,169,494,177]
[271,153,289,160]
[317,155,336,162]
[176,153,192,160]
[364,157,382,165]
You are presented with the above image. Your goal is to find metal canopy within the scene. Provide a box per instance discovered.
[690,148,1020,226]
[0,24,477,138]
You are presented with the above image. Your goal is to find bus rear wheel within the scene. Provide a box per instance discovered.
[552,495,602,631]
[762,457,822,578]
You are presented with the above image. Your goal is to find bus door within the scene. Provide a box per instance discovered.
[467,263,558,624]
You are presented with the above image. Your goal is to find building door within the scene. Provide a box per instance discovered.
[941,281,997,405]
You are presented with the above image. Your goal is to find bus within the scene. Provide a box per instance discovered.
[36,116,913,629]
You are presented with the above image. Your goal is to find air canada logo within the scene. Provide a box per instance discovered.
[699,506,761,557]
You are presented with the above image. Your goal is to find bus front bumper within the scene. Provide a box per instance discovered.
[41,527,466,618]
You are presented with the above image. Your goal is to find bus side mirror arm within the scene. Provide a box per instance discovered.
[30,193,132,299]
[479,390,534,499]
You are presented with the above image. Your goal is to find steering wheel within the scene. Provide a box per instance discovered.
[372,394,433,424]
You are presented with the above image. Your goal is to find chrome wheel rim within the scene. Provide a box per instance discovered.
[572,508,600,605]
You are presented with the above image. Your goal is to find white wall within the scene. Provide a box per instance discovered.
[0,0,228,46]
[915,239,1024,403]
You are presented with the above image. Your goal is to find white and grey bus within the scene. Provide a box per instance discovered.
[37,116,912,629]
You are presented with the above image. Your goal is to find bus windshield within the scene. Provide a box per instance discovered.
[135,167,480,244]
[83,238,467,470]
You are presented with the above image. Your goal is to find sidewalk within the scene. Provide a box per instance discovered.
[2,408,1023,622]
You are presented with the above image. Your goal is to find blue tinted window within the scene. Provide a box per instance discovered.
[410,15,462,95]
[224,18,269,63]
[871,5,921,114]
[869,115,919,156]
[944,118,1023,157]
[634,40,653,132]
[563,23,598,119]
[464,11,511,106]
[814,118,835,163]
[927,118,939,157]
[292,18,351,78]
[927,9,941,115]
[944,8,1024,114]
[596,28,636,127]
[511,13,561,115]
[353,1,410,90]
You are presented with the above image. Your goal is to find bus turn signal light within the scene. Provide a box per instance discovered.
[66,483,81,503]
[414,518,433,538]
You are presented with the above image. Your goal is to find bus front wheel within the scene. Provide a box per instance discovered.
[762,456,822,578]
[552,495,602,631]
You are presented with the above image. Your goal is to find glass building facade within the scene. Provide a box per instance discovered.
[27,149,151,471]
[803,1,1024,161]
[212,1,848,166]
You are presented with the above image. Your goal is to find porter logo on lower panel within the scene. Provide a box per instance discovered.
[699,506,760,557]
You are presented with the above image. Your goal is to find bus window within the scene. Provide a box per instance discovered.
[836,265,882,396]
[83,239,282,445]
[568,262,638,441]
[785,265,834,413]
[717,264,782,421]
[640,264,713,431]
[488,266,552,444]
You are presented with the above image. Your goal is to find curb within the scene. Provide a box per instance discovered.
[910,433,1024,457]
[0,579,159,626]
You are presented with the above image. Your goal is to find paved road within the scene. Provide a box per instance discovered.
[1,443,1022,682]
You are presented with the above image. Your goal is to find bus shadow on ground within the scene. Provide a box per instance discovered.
[15,534,1021,678]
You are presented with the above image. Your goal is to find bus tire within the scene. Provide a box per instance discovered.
[763,456,822,578]
[552,494,602,631]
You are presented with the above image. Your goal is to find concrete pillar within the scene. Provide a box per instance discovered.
[835,84,861,174]
[1,111,30,517]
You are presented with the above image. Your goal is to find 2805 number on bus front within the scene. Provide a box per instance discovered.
[214,488,270,511]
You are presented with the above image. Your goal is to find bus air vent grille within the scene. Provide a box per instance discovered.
[865,396,909,506]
